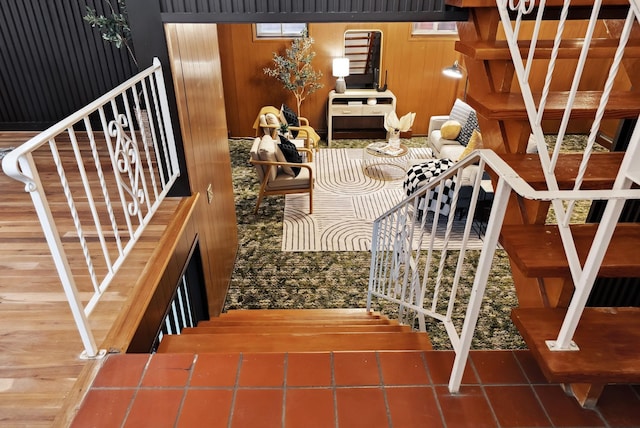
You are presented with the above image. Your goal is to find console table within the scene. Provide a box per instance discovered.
[327,89,396,146]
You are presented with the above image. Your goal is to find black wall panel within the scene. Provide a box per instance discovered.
[0,0,464,129]
[159,0,466,22]
[0,0,137,130]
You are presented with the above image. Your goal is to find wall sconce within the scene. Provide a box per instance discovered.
[332,57,350,94]
[442,60,468,101]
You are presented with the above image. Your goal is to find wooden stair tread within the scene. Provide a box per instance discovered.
[456,39,640,60]
[184,324,412,334]
[198,318,399,327]
[219,308,381,319]
[499,152,624,190]
[157,331,432,353]
[468,91,640,120]
[511,307,640,383]
[500,223,640,277]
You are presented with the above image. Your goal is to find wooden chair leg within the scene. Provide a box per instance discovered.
[254,193,263,214]
[254,181,269,214]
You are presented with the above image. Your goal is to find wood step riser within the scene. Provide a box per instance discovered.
[198,318,398,327]
[183,325,412,334]
[468,91,640,121]
[500,223,640,278]
[218,309,382,320]
[457,39,640,61]
[157,332,432,353]
[511,307,640,384]
[499,152,624,190]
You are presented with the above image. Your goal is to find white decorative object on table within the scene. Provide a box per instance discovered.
[384,111,416,149]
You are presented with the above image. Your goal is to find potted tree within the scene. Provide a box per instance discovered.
[263,29,324,117]
[84,1,153,144]
[83,0,138,68]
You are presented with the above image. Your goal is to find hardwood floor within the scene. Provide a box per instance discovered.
[0,132,185,426]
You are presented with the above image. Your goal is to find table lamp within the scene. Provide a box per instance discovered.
[333,57,350,94]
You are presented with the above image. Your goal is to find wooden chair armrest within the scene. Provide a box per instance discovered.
[250,158,313,170]
[296,147,314,162]
[298,117,310,126]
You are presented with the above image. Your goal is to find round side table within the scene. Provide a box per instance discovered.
[362,142,410,181]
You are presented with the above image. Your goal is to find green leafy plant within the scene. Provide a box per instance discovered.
[84,0,138,68]
[263,30,324,117]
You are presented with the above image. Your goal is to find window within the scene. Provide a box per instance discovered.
[412,22,458,36]
[255,23,307,38]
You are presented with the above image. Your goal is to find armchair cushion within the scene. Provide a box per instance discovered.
[277,135,303,177]
[280,104,300,138]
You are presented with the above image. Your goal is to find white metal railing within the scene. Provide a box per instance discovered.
[497,0,640,350]
[368,0,640,394]
[2,58,180,358]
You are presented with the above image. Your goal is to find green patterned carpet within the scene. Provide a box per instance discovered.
[223,134,597,350]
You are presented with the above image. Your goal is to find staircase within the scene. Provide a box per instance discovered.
[448,0,640,407]
[157,308,432,353]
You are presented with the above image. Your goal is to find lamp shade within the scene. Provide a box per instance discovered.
[442,61,464,79]
[332,57,350,78]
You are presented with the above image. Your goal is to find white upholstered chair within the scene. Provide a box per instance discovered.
[249,135,314,214]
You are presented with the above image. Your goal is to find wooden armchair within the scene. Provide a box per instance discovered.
[249,135,314,214]
[253,106,321,152]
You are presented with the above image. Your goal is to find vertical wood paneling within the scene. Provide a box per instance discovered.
[165,23,239,316]
[219,22,462,137]
[0,0,136,129]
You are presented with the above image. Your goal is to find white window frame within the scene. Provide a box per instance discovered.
[255,23,307,38]
[412,22,458,36]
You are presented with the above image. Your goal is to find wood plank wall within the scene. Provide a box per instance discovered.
[165,23,239,316]
[219,23,462,138]
[218,21,628,139]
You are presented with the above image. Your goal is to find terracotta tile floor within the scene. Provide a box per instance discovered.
[71,350,640,428]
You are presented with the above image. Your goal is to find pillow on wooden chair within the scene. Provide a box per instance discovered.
[280,104,299,138]
[257,134,280,181]
[276,135,303,177]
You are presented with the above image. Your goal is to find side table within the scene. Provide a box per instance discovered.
[362,142,410,181]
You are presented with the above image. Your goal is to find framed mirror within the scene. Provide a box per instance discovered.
[343,30,383,90]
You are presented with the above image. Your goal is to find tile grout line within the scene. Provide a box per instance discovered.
[511,351,557,428]
[470,352,502,428]
[375,351,394,427]
[331,352,339,428]
[172,353,197,427]
[118,353,152,428]
[281,353,288,428]
[421,351,448,428]
[227,353,244,428]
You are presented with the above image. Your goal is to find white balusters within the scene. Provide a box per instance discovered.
[0,58,180,358]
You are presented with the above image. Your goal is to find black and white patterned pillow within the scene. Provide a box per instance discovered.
[456,111,479,147]
[277,135,302,176]
[280,104,299,138]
